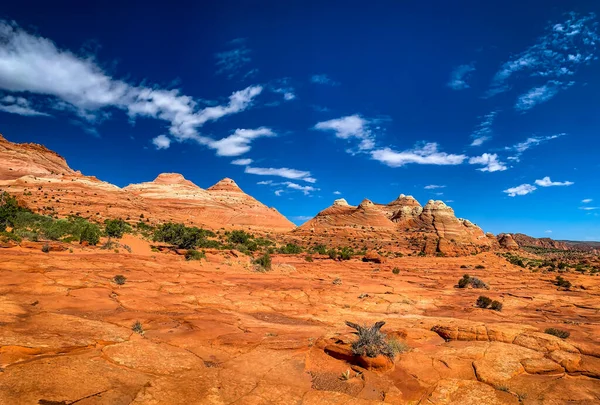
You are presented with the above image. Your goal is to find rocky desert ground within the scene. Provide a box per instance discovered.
[1,135,599,404]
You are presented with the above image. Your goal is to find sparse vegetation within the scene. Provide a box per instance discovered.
[555,275,572,289]
[253,252,272,271]
[332,277,342,285]
[457,274,488,289]
[185,249,205,261]
[475,264,485,269]
[304,255,313,262]
[545,328,570,339]
[278,243,303,254]
[132,321,144,335]
[41,243,50,253]
[113,275,127,285]
[339,370,351,381]
[392,267,400,275]
[345,321,404,359]
[490,300,503,311]
[153,222,215,249]
[104,218,131,240]
[476,295,492,308]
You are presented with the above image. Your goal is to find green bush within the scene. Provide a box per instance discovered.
[41,243,50,253]
[278,243,303,254]
[227,230,252,245]
[476,296,492,308]
[153,222,214,249]
[0,192,29,231]
[475,265,485,269]
[305,255,314,262]
[392,267,400,275]
[104,218,131,239]
[545,328,570,339]
[458,274,470,288]
[113,275,127,285]
[327,249,337,260]
[80,223,101,245]
[253,252,272,271]
[313,244,327,255]
[490,300,503,311]
[185,249,205,261]
[0,231,22,243]
[555,276,572,289]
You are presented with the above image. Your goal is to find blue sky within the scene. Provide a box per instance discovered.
[0,1,599,240]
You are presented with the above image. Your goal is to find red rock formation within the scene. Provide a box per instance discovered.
[497,234,520,250]
[0,134,295,232]
[293,196,497,256]
[511,233,569,250]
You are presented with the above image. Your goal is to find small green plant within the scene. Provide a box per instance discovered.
[490,300,503,311]
[476,295,492,308]
[113,275,127,285]
[339,370,351,381]
[185,249,205,261]
[458,274,488,289]
[392,267,400,275]
[545,328,570,339]
[332,277,342,285]
[132,321,144,335]
[475,264,485,269]
[41,243,50,253]
[253,252,272,271]
[305,255,314,262]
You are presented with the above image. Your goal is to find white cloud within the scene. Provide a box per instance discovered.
[311,74,339,86]
[371,143,466,168]
[291,215,313,222]
[152,135,171,150]
[470,110,497,146]
[580,206,599,211]
[447,63,475,90]
[272,87,296,101]
[504,184,537,197]
[245,166,316,183]
[545,230,553,234]
[333,191,342,195]
[534,176,574,187]
[424,185,446,189]
[506,133,564,161]
[0,21,262,145]
[469,153,508,172]
[582,198,593,203]
[208,127,275,157]
[515,81,565,111]
[0,95,49,116]
[314,114,375,151]
[215,39,251,78]
[487,12,599,109]
[274,189,284,197]
[257,180,272,185]
[284,182,319,195]
[231,158,253,165]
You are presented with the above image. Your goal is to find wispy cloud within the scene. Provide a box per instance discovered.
[314,114,375,151]
[534,176,574,187]
[215,38,251,78]
[579,206,599,211]
[274,189,284,197]
[486,12,599,110]
[0,21,263,146]
[371,143,467,168]
[208,127,275,157]
[470,110,497,146]
[469,153,508,172]
[333,191,342,195]
[311,74,339,86]
[0,95,49,116]
[245,166,316,183]
[231,158,253,166]
[424,185,446,189]
[291,215,313,222]
[284,182,319,195]
[582,198,593,203]
[504,184,537,197]
[506,133,564,161]
[447,63,475,90]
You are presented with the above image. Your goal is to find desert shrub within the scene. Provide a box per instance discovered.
[104,218,131,239]
[475,264,485,269]
[279,243,303,254]
[345,321,401,359]
[0,192,29,231]
[305,255,314,262]
[41,243,50,253]
[132,321,144,335]
[545,328,570,339]
[327,249,337,260]
[458,274,488,289]
[113,275,127,285]
[392,267,400,275]
[80,223,101,245]
[555,276,572,289]
[490,300,503,311]
[332,277,342,285]
[227,230,252,245]
[253,252,272,271]
[185,249,205,261]
[153,222,213,249]
[460,264,468,269]
[476,295,492,308]
[338,246,354,261]
[312,244,327,255]
[0,231,22,243]
[387,338,409,355]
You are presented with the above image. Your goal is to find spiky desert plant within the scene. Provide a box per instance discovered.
[345,321,400,359]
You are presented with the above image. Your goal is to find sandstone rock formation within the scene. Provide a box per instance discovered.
[293,196,498,256]
[497,234,520,250]
[0,134,295,232]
